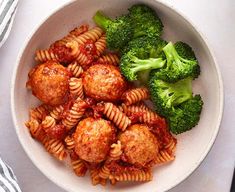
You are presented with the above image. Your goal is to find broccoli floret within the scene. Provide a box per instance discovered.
[149,77,193,116]
[122,36,167,58]
[128,4,163,38]
[93,11,133,50]
[120,37,167,81]
[154,42,200,82]
[121,51,166,81]
[168,95,203,134]
[149,75,203,134]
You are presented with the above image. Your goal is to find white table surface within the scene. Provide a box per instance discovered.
[0,0,234,191]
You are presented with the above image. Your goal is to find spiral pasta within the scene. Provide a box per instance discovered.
[135,101,150,111]
[29,104,49,122]
[50,105,64,120]
[107,140,122,161]
[71,158,87,176]
[74,26,104,45]
[99,164,110,179]
[122,103,163,125]
[67,62,84,78]
[62,24,89,43]
[41,116,56,133]
[65,40,80,58]
[76,51,92,67]
[165,138,177,153]
[122,87,149,106]
[62,98,87,130]
[95,34,106,56]
[103,102,131,131]
[153,138,176,164]
[64,135,75,150]
[41,137,67,161]
[90,169,106,186]
[69,77,84,99]
[110,169,152,182]
[154,150,175,164]
[35,49,58,63]
[25,119,44,141]
[97,53,120,66]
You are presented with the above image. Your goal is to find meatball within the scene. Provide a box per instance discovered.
[27,61,70,106]
[82,64,127,101]
[119,124,158,167]
[74,117,115,163]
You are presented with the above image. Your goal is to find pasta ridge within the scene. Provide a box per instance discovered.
[122,87,149,106]
[103,102,131,131]
[69,77,84,99]
[67,62,84,78]
[97,53,120,66]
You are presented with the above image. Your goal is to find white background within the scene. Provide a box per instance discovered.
[0,0,234,191]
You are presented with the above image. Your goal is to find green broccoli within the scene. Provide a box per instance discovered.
[149,76,203,134]
[120,36,167,81]
[121,51,166,81]
[149,77,193,116]
[168,95,203,134]
[128,4,163,38]
[93,11,133,50]
[121,35,167,57]
[154,42,200,82]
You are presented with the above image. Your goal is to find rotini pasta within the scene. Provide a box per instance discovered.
[153,150,175,164]
[122,87,149,106]
[69,77,84,99]
[95,34,106,56]
[97,53,120,66]
[65,40,80,58]
[121,103,163,125]
[50,105,64,120]
[41,116,56,133]
[90,169,100,185]
[75,50,93,67]
[67,62,84,78]
[64,135,75,150]
[74,26,104,45]
[103,102,131,131]
[90,169,106,186]
[62,24,89,43]
[110,169,152,182]
[153,138,176,165]
[107,140,122,161]
[41,136,67,161]
[71,158,87,176]
[62,98,87,130]
[99,164,110,179]
[50,25,89,48]
[29,104,49,122]
[35,49,58,63]
[25,119,44,140]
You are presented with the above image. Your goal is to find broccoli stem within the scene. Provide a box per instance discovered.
[132,58,166,73]
[163,42,179,68]
[93,11,112,30]
[163,42,196,69]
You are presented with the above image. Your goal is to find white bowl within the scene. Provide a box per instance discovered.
[11,0,224,191]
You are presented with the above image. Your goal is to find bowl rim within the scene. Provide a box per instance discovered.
[10,0,224,191]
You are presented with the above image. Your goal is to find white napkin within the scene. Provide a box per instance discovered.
[0,158,22,192]
[0,0,18,48]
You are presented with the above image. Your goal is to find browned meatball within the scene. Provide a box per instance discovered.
[82,64,127,101]
[74,117,115,163]
[27,61,70,106]
[119,124,158,167]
